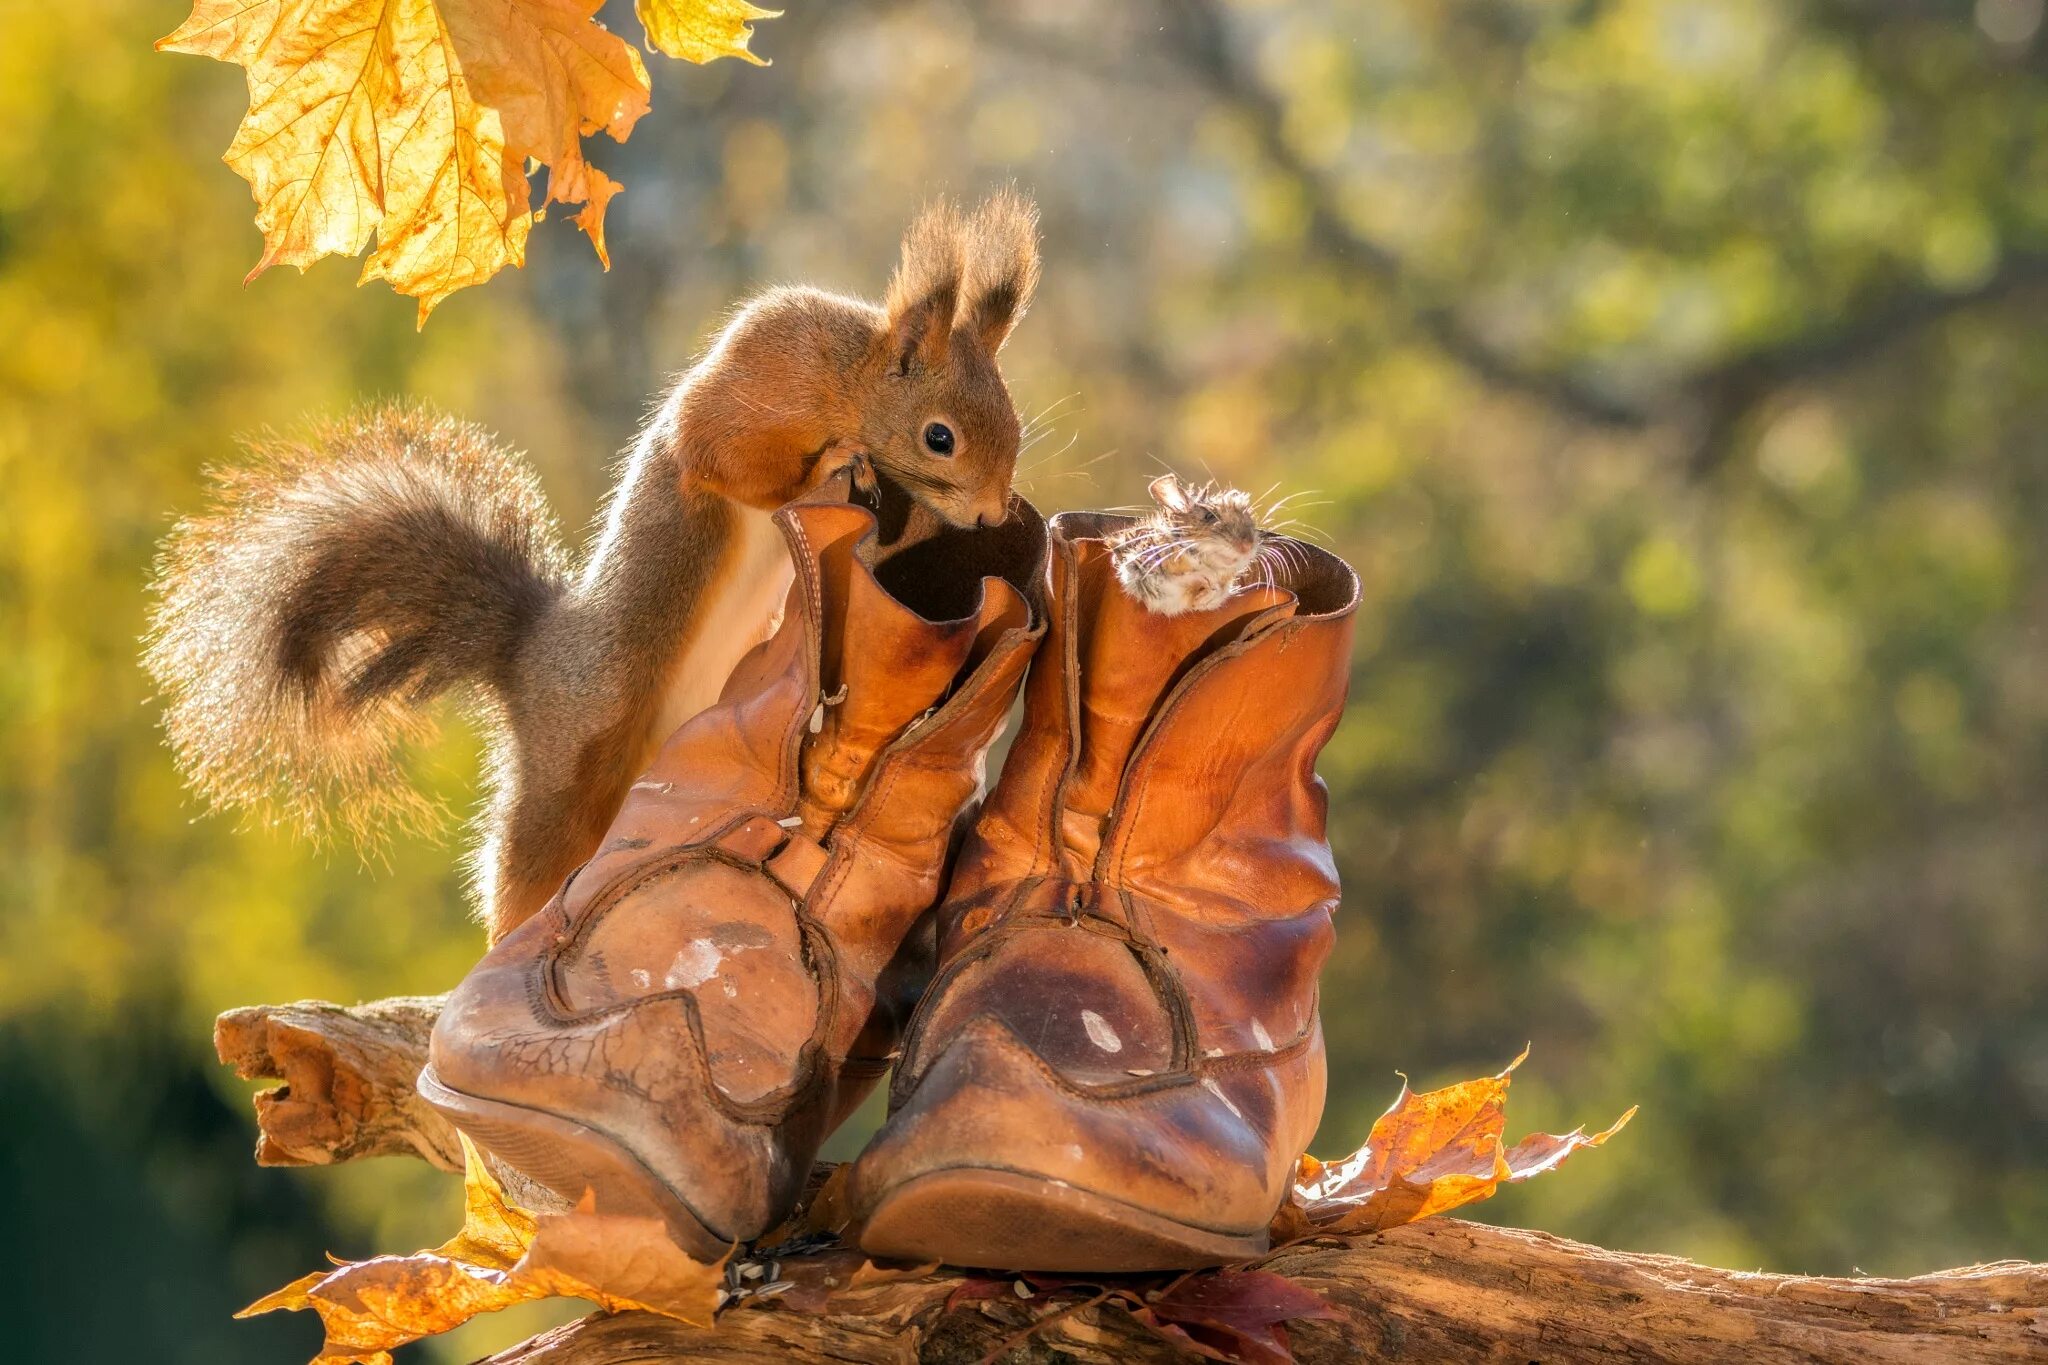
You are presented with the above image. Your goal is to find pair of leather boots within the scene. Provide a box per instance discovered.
[420,472,1359,1272]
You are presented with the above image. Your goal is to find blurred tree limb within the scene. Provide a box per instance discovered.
[1669,247,2048,474]
[983,0,2048,474]
[218,995,2048,1362]
[1149,0,1657,431]
[215,995,460,1170]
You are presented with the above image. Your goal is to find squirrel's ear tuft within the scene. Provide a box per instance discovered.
[885,198,965,373]
[962,187,1041,354]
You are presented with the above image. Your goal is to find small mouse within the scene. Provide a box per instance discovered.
[1108,472,1267,615]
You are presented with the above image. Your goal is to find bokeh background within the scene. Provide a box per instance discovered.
[5,0,2047,1359]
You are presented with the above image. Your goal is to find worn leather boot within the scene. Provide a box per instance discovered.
[848,511,1358,1271]
[418,472,1046,1259]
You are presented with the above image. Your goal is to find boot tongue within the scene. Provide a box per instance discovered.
[1059,544,1294,872]
[786,500,1034,836]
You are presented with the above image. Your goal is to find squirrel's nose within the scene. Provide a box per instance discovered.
[975,506,1006,528]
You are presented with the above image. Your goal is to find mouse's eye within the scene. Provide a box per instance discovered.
[1197,506,1218,524]
[922,422,956,456]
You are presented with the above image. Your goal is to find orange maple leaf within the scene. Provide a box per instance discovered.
[1271,1048,1635,1241]
[158,0,773,323]
[637,0,779,64]
[242,1135,728,1363]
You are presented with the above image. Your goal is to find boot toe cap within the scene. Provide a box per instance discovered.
[421,932,789,1253]
[850,1013,1299,1270]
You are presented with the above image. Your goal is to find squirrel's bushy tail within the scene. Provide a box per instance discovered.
[143,404,570,846]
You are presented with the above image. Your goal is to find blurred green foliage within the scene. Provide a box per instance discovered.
[3,0,2045,1358]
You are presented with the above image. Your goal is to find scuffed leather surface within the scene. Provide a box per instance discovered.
[856,512,1359,1238]
[429,473,1046,1241]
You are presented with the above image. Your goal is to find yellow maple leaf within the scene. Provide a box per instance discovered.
[242,1135,728,1363]
[636,0,779,64]
[160,0,776,322]
[1271,1048,1635,1241]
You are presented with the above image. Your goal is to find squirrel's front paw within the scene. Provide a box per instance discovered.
[814,440,877,498]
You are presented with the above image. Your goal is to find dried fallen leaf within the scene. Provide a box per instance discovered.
[944,1271,1016,1312]
[243,1135,728,1363]
[768,1246,942,1314]
[159,0,774,321]
[1138,1270,1342,1365]
[439,1137,540,1268]
[1272,1048,1635,1241]
[521,1190,730,1321]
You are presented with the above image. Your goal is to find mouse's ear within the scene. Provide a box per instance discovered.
[1150,473,1190,513]
[962,187,1041,353]
[885,199,965,374]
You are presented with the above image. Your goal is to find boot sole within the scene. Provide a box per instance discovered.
[416,1065,730,1262]
[859,1167,1267,1272]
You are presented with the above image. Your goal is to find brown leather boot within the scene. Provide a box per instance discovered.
[847,511,1358,1271]
[418,473,1046,1259]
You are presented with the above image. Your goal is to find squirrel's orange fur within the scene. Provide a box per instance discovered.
[143,191,1042,940]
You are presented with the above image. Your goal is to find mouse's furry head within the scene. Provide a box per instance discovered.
[1108,473,1267,615]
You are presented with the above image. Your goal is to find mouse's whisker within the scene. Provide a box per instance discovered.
[1259,489,1328,519]
[1263,517,1333,545]
[1135,540,1185,570]
[1247,549,1277,595]
[1268,501,1334,522]
[1258,540,1304,581]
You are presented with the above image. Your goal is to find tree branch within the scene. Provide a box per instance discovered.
[475,1219,2047,1363]
[988,0,2048,460]
[1677,249,2048,475]
[1134,0,1655,430]
[215,994,461,1170]
[218,994,2048,1363]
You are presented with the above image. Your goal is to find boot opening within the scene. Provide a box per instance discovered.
[865,467,1047,626]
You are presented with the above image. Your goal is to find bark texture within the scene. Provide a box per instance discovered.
[478,1228,2048,1364]
[218,996,2048,1363]
[215,994,460,1170]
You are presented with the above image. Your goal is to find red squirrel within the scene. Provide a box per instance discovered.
[144,191,1042,940]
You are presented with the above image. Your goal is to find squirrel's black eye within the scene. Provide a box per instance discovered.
[922,422,956,456]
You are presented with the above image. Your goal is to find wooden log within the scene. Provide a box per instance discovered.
[215,994,460,1170]
[217,996,2048,1363]
[476,1228,2048,1364]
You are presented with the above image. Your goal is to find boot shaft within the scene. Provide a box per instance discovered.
[953,510,1359,929]
[426,472,1047,1251]
[855,513,1364,1270]
[572,479,1046,994]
